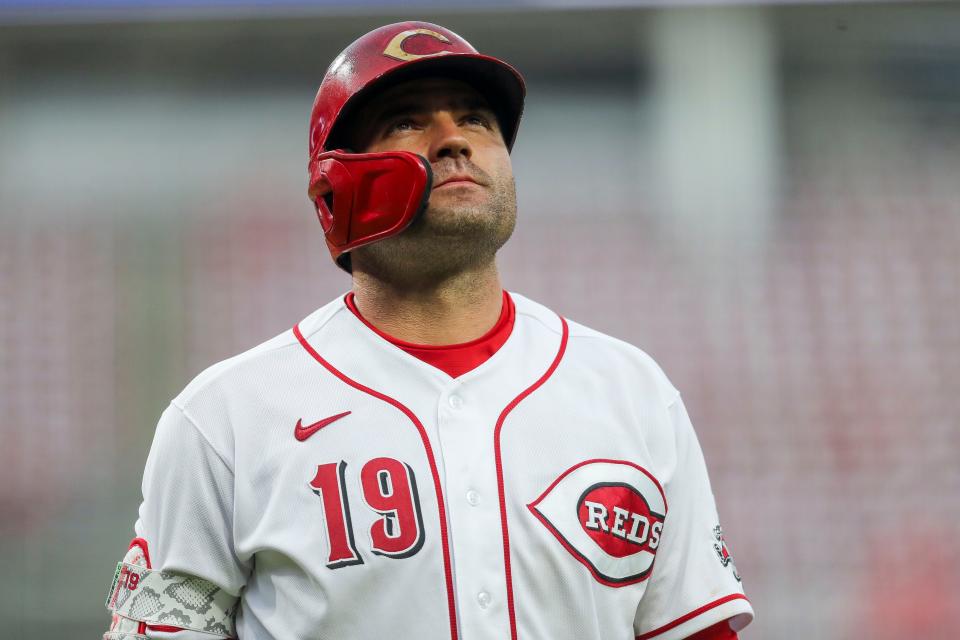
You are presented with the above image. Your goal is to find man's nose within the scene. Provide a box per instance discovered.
[427,113,472,162]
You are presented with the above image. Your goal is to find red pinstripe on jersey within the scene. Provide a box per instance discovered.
[493,315,569,640]
[294,323,459,640]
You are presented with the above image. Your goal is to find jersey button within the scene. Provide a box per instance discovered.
[448,394,464,410]
[477,591,491,609]
[466,489,480,506]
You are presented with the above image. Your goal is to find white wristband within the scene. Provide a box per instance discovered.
[105,562,238,637]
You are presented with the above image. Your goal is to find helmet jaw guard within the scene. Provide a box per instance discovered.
[307,21,525,272]
[308,151,433,271]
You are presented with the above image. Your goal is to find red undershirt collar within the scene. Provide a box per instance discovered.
[344,290,516,379]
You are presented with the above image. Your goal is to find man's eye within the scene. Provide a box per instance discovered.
[388,119,416,134]
[464,114,491,128]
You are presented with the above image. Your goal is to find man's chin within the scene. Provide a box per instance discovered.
[419,206,498,235]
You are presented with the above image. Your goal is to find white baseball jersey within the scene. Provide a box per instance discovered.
[113,292,753,640]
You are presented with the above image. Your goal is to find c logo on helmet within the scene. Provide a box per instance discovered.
[383,29,453,62]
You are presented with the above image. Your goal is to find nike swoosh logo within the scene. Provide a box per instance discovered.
[294,411,352,441]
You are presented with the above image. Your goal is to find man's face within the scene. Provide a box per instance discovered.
[348,77,517,281]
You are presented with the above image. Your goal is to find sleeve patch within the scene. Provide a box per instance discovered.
[712,525,741,582]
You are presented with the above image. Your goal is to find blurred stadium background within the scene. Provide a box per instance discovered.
[1,1,959,638]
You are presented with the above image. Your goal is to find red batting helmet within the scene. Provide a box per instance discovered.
[307,21,526,271]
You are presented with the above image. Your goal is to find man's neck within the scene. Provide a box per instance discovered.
[350,261,504,345]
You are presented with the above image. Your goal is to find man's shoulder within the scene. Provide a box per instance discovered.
[173,295,347,410]
[512,292,679,406]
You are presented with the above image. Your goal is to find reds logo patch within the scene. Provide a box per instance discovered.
[528,460,667,587]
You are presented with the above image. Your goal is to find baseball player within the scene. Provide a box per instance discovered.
[104,21,753,640]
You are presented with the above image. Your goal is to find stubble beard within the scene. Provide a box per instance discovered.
[351,173,517,289]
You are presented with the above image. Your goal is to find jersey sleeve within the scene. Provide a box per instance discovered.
[128,403,249,638]
[633,396,753,640]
